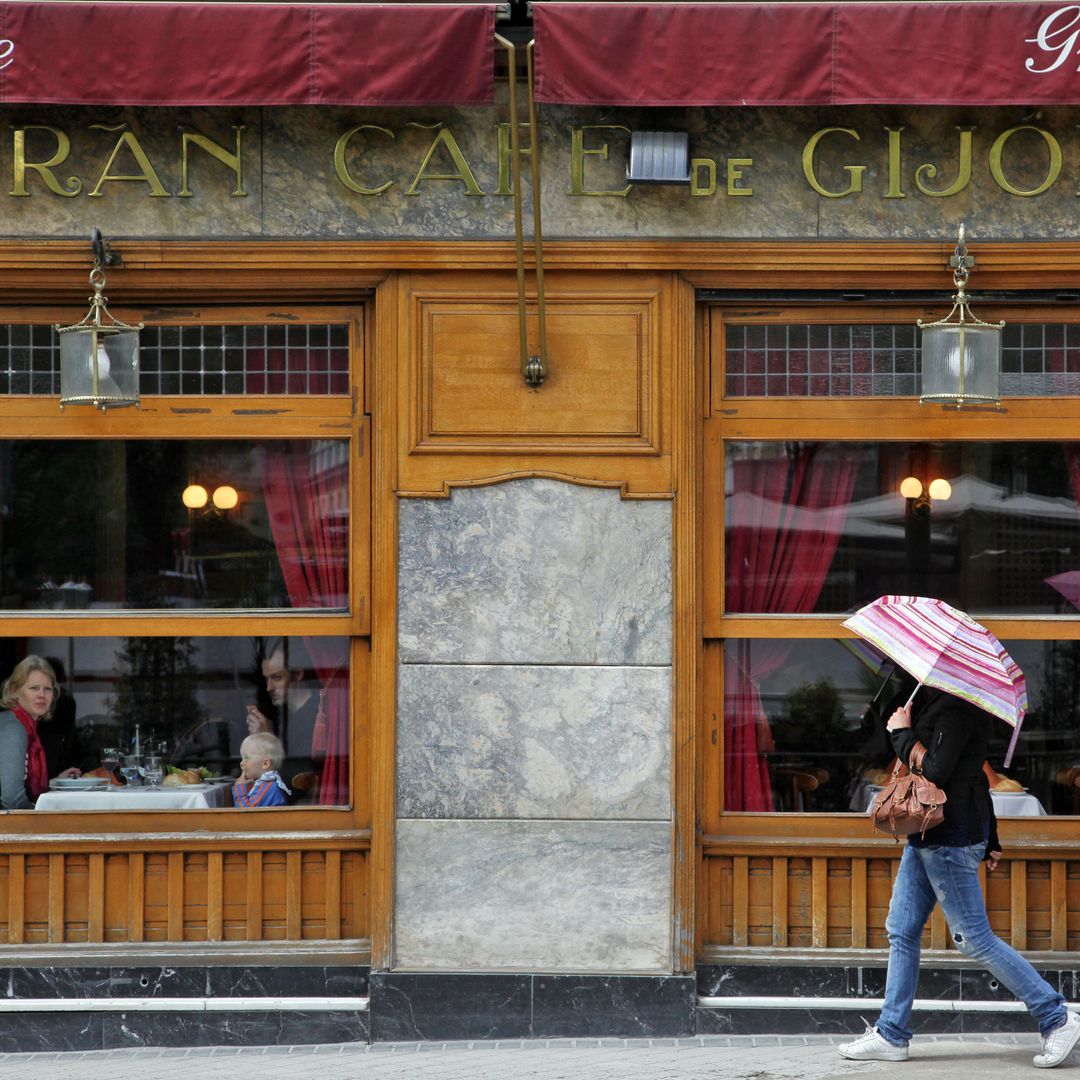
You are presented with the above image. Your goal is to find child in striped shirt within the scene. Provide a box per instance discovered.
[232,732,291,808]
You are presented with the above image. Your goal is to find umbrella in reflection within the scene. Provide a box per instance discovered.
[1045,570,1080,612]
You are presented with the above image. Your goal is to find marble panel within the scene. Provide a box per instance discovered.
[532,975,695,1038]
[107,966,209,997]
[397,664,671,819]
[395,819,671,972]
[0,1013,103,1052]
[206,966,370,998]
[102,1010,368,1049]
[369,972,532,1042]
[9,966,110,998]
[399,479,672,666]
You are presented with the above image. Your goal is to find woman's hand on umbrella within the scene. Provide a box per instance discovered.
[886,705,912,732]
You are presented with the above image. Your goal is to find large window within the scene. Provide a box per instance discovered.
[708,308,1080,821]
[0,306,365,817]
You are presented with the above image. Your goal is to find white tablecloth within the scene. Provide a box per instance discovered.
[852,782,1046,817]
[36,783,233,811]
[990,790,1047,816]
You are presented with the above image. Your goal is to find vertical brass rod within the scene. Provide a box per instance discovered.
[495,33,530,378]
[526,40,549,373]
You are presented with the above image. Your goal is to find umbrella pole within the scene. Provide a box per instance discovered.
[1003,717,1023,769]
[904,683,921,710]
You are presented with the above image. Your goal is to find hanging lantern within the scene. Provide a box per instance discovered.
[917,224,1004,410]
[56,261,142,410]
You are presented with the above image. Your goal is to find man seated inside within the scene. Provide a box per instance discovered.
[233,732,290,808]
[244,640,323,800]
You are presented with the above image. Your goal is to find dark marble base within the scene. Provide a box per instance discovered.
[696,962,1078,1036]
[370,973,697,1042]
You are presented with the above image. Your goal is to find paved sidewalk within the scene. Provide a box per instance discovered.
[0,1034,1065,1080]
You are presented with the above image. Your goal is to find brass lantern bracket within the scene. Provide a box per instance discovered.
[919,223,1002,334]
[496,33,549,388]
[90,226,122,269]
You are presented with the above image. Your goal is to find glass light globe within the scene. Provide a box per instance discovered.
[899,476,923,499]
[212,485,239,510]
[928,478,952,501]
[182,484,208,509]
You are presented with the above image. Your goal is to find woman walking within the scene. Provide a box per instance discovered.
[838,689,1080,1069]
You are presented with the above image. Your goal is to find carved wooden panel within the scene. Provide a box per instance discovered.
[393,271,679,498]
[0,840,369,944]
[700,847,1080,955]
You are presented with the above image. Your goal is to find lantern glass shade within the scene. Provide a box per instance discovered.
[919,323,1001,407]
[59,326,140,409]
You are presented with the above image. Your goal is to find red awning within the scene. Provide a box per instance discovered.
[534,2,1080,106]
[0,2,495,106]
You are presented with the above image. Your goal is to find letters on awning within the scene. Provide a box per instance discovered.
[533,2,1080,106]
[0,2,495,106]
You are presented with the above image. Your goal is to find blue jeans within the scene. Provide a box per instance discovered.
[876,842,1066,1045]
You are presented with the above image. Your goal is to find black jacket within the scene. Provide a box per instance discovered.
[890,688,1001,855]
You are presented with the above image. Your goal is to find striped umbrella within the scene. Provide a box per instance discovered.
[842,595,1027,766]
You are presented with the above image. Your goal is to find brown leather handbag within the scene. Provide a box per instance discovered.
[870,743,947,841]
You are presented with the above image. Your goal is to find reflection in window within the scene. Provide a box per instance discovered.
[724,638,1077,817]
[0,636,349,808]
[0,440,348,610]
[725,441,1080,617]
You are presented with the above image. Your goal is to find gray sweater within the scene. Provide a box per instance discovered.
[0,710,33,810]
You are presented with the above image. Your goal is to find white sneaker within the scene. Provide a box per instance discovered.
[838,1025,909,1062]
[1035,1011,1080,1068]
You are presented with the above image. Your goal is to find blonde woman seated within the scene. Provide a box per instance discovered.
[0,656,80,809]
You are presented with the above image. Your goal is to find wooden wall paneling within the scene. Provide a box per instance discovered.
[700,642,722,835]
[207,852,224,942]
[370,273,399,970]
[48,854,63,943]
[672,272,699,974]
[772,857,788,947]
[851,858,868,948]
[325,850,342,940]
[1051,861,1067,952]
[1012,860,1028,950]
[128,853,145,942]
[733,856,749,946]
[811,858,828,948]
[394,270,675,498]
[167,853,184,941]
[286,850,302,939]
[87,853,105,943]
[246,851,263,941]
[7,854,24,944]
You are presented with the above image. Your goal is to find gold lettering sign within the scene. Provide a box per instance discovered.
[690,158,716,197]
[179,127,246,198]
[569,125,631,197]
[801,128,865,198]
[405,128,484,197]
[914,126,974,198]
[989,125,1062,197]
[334,124,395,195]
[87,125,169,198]
[884,127,905,199]
[726,158,753,196]
[11,125,80,197]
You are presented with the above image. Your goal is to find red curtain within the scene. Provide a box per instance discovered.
[262,441,349,805]
[723,444,858,810]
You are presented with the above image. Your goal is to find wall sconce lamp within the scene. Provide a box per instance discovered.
[917,223,1004,410]
[900,476,952,515]
[627,131,691,185]
[182,484,239,513]
[56,229,142,410]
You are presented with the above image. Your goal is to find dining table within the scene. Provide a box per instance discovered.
[36,781,234,811]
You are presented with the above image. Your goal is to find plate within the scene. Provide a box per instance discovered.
[992,788,1029,796]
[204,776,234,785]
[49,777,109,790]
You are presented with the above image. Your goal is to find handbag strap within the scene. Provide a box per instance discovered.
[909,741,929,775]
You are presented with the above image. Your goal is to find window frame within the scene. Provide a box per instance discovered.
[0,301,370,834]
[703,299,1080,843]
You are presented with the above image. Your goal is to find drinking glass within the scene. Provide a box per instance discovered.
[100,747,120,772]
[120,754,142,787]
[142,756,164,787]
